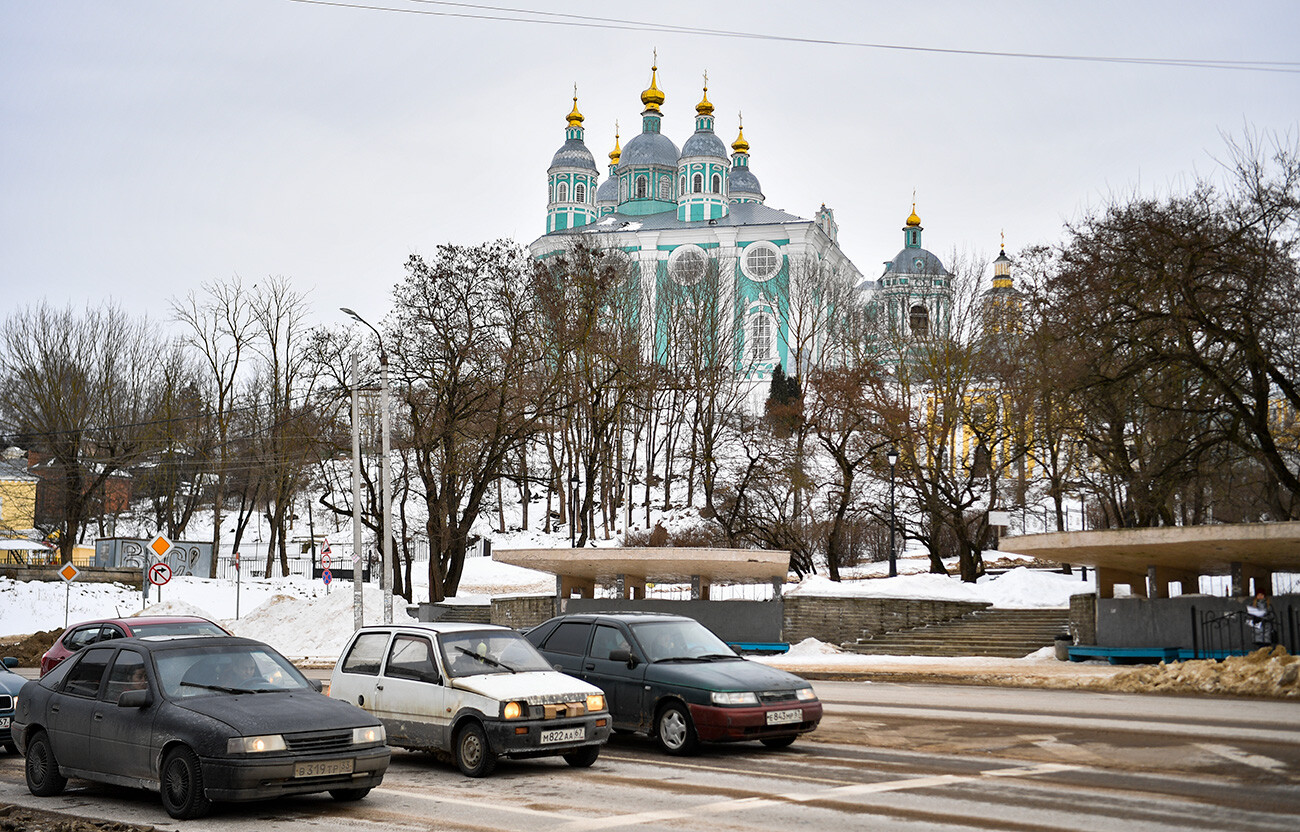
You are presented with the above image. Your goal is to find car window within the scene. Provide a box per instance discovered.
[158,644,310,697]
[541,621,592,656]
[341,632,391,675]
[130,621,226,637]
[384,635,440,683]
[439,630,555,677]
[98,625,125,643]
[62,646,114,698]
[630,620,736,662]
[104,650,149,702]
[591,624,633,660]
[64,625,101,651]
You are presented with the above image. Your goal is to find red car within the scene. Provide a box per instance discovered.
[39,616,229,677]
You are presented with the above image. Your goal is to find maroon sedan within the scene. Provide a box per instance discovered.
[40,616,228,677]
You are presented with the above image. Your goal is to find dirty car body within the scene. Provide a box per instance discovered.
[13,635,388,818]
[1,657,22,753]
[525,612,822,755]
[329,622,610,776]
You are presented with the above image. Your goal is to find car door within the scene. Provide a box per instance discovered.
[92,648,157,782]
[331,631,392,715]
[47,646,114,772]
[376,634,451,751]
[584,623,648,729]
[537,621,592,678]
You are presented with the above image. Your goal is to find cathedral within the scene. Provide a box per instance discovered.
[528,61,864,394]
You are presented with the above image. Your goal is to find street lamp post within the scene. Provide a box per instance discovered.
[342,307,393,624]
[887,448,899,578]
[570,474,580,548]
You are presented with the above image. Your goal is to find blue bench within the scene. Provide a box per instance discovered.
[1067,645,1181,665]
[727,642,790,655]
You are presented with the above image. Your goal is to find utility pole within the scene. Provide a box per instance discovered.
[350,351,364,630]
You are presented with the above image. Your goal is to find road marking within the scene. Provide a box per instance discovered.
[375,783,584,820]
[598,752,860,786]
[1196,743,1288,772]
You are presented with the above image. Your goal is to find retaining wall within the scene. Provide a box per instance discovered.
[783,596,991,645]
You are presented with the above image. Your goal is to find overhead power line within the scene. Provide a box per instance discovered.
[285,0,1300,74]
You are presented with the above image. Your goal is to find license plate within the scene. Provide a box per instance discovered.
[294,759,354,778]
[0,717,9,729]
[765,708,802,726]
[540,726,585,744]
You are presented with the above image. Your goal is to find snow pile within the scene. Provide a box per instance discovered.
[785,566,1092,608]
[1100,648,1300,698]
[784,638,845,657]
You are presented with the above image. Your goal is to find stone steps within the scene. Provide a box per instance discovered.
[842,608,1070,658]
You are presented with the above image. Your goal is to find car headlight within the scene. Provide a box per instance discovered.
[352,725,385,745]
[227,734,286,754]
[795,687,817,701]
[586,694,606,713]
[502,701,524,720]
[710,691,759,706]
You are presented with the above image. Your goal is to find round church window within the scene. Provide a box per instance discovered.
[668,245,707,285]
[741,242,781,282]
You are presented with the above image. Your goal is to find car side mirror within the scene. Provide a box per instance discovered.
[117,689,151,708]
[308,678,324,692]
[608,649,639,668]
[2,657,17,669]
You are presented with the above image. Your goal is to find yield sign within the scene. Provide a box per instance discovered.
[148,562,173,586]
[58,562,80,583]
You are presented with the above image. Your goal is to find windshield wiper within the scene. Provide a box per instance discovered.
[179,681,245,694]
[697,653,741,661]
[455,646,517,673]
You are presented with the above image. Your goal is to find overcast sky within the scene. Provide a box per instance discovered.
[3,1,1298,329]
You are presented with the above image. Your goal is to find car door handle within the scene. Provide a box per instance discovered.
[584,663,595,670]
[50,705,59,713]
[93,713,104,721]
[376,684,383,691]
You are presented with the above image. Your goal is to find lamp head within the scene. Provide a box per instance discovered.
[887,449,899,467]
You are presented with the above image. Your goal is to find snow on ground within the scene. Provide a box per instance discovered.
[786,565,1094,608]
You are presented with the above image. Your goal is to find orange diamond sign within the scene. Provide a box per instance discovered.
[148,534,172,559]
[58,562,80,582]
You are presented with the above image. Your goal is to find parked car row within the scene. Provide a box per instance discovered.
[6,612,822,819]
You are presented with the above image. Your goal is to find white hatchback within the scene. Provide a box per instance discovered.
[329,622,610,776]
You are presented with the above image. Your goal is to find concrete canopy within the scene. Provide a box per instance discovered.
[493,547,789,599]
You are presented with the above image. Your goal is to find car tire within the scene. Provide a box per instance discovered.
[655,703,699,756]
[329,787,371,801]
[454,722,497,777]
[24,731,67,797]
[160,746,213,819]
[760,735,797,749]
[563,745,601,768]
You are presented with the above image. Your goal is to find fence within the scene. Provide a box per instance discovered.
[1191,604,1297,659]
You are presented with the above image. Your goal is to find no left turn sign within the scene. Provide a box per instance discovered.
[148,562,173,586]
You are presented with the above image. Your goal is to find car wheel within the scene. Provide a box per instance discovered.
[562,745,600,768]
[24,731,67,796]
[454,722,497,777]
[655,703,699,756]
[160,746,213,819]
[329,787,371,801]
[760,735,797,749]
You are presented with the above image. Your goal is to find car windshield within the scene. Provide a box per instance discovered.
[131,621,225,637]
[630,620,737,662]
[438,630,554,677]
[156,645,311,697]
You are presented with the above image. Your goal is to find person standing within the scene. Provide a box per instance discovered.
[1246,590,1277,649]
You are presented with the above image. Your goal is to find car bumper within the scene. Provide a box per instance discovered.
[201,745,390,801]
[687,700,823,742]
[482,714,611,759]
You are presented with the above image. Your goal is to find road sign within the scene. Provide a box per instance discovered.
[147,533,172,560]
[322,568,333,585]
[148,562,173,586]
[58,562,80,583]
[322,554,332,569]
[234,551,241,571]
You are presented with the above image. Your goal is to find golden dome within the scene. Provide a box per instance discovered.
[641,62,665,113]
[731,113,749,154]
[696,71,714,116]
[566,85,584,128]
[906,201,921,227]
[609,125,621,164]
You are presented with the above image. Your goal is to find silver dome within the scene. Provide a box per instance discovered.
[680,131,729,160]
[728,166,763,198]
[549,139,598,172]
[618,132,680,169]
[883,248,951,277]
[595,177,618,204]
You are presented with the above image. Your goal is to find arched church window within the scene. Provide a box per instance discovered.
[749,311,773,362]
[711,173,721,193]
[575,183,586,204]
[909,305,930,338]
[558,183,568,203]
[679,175,686,195]
[636,176,648,199]
[659,177,672,200]
[620,179,627,201]
[910,231,918,246]
[693,173,703,194]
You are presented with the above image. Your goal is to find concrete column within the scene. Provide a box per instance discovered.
[625,575,646,600]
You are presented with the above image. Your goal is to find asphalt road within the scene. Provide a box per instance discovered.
[2,681,1298,831]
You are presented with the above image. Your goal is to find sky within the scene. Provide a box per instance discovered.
[2,1,1298,330]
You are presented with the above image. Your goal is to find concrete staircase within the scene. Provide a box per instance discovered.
[842,608,1070,658]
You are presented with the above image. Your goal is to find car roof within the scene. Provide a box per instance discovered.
[63,615,218,630]
[355,622,512,635]
[543,612,694,624]
[97,634,271,653]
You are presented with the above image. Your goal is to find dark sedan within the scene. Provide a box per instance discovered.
[1,657,22,753]
[13,635,389,819]
[525,613,822,755]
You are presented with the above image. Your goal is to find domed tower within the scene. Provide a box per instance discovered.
[981,234,1024,336]
[676,74,730,222]
[727,114,764,204]
[546,87,599,233]
[595,124,621,217]
[879,202,953,340]
[615,58,680,216]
